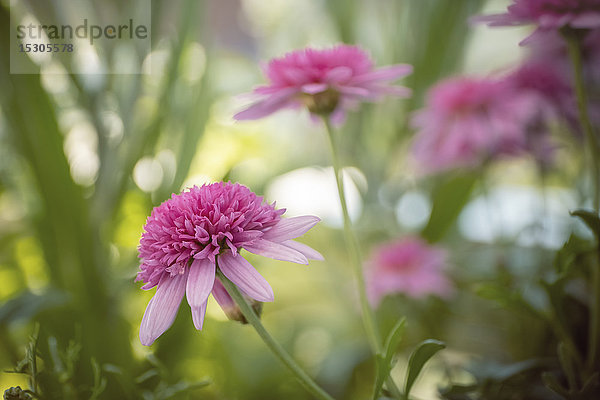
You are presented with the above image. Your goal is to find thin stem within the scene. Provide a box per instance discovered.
[385,376,404,399]
[321,117,382,354]
[564,30,600,373]
[590,248,600,371]
[564,31,600,211]
[217,271,335,400]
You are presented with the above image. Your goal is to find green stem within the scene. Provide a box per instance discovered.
[321,117,382,354]
[564,30,600,373]
[590,248,600,371]
[217,271,335,400]
[564,31,600,211]
[385,376,404,399]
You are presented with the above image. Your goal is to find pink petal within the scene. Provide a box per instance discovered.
[302,83,329,94]
[186,258,215,308]
[191,302,207,330]
[351,64,413,85]
[234,87,298,120]
[282,240,324,261]
[337,86,372,97]
[139,271,188,346]
[244,239,309,265]
[211,278,236,312]
[218,251,274,302]
[262,215,321,242]
[326,66,353,83]
[571,13,600,28]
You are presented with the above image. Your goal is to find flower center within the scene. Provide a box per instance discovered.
[301,88,340,115]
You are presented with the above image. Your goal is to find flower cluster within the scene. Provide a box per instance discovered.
[136,182,322,346]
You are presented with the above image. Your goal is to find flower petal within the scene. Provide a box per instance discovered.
[218,252,274,302]
[186,258,215,308]
[302,83,328,94]
[244,239,309,265]
[262,215,320,242]
[326,66,353,83]
[282,240,324,261]
[139,271,187,346]
[337,86,372,97]
[211,278,236,312]
[352,64,413,85]
[234,87,298,120]
[191,302,207,330]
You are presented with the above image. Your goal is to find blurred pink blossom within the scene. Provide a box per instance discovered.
[475,0,600,32]
[411,77,541,172]
[366,237,453,307]
[234,44,412,123]
[136,182,323,346]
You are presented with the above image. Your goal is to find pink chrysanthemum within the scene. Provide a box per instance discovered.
[505,60,577,126]
[234,44,412,123]
[366,237,453,307]
[475,0,600,31]
[411,76,541,173]
[136,182,323,346]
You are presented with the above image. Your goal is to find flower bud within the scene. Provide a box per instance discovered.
[212,278,263,324]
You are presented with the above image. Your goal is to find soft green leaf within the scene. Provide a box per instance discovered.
[0,290,67,327]
[404,339,445,398]
[422,173,478,242]
[554,233,594,276]
[542,372,569,397]
[570,209,600,240]
[373,318,406,400]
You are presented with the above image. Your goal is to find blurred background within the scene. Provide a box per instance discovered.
[0,0,594,399]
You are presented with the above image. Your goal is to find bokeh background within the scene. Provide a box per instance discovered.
[0,0,593,399]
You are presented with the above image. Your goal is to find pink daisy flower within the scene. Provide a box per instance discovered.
[234,44,412,123]
[366,237,453,307]
[136,182,323,346]
[411,76,540,173]
[475,0,600,31]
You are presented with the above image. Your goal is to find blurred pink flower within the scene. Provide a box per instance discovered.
[501,61,575,166]
[136,182,323,346]
[366,237,453,307]
[411,76,541,172]
[475,0,600,31]
[234,44,412,123]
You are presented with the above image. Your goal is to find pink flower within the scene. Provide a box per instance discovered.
[234,44,412,123]
[411,76,540,173]
[475,0,600,31]
[501,62,575,166]
[136,182,323,346]
[366,237,453,307]
[505,60,577,127]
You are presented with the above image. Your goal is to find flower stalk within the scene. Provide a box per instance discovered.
[322,117,382,354]
[217,270,335,400]
[563,29,600,212]
[563,29,600,373]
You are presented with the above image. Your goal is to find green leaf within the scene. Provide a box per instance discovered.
[404,339,445,399]
[373,318,406,400]
[422,173,478,242]
[570,209,600,240]
[554,233,594,276]
[0,290,67,327]
[542,372,569,397]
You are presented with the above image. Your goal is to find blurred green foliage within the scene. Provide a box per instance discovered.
[0,0,598,399]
